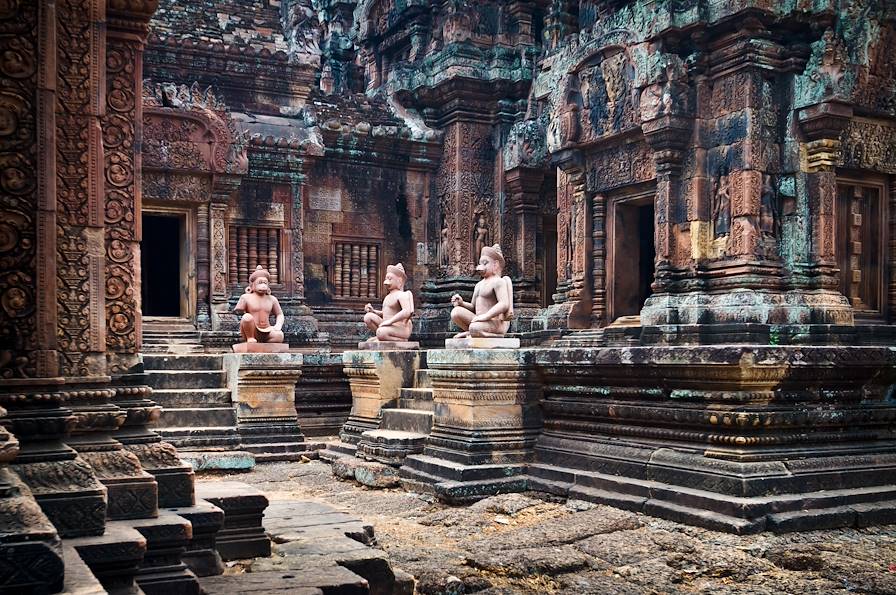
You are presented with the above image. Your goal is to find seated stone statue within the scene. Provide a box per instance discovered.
[450,244,514,338]
[235,265,285,344]
[363,263,414,342]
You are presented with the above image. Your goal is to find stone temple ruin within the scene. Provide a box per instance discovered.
[1,0,894,592]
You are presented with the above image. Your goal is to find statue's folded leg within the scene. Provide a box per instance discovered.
[364,312,383,333]
[469,319,510,338]
[240,313,258,343]
[451,306,474,338]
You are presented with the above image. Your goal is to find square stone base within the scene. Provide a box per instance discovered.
[232,342,290,353]
[357,341,421,350]
[444,337,520,349]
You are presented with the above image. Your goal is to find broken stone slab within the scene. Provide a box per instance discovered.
[330,453,401,488]
[178,449,256,471]
[232,342,290,353]
[199,568,364,594]
[264,501,374,546]
[357,340,421,350]
[444,337,520,349]
[195,480,271,560]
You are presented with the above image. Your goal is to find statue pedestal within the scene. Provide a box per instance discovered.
[357,340,421,350]
[232,342,290,353]
[335,350,424,448]
[400,348,541,502]
[444,337,520,349]
[223,353,308,460]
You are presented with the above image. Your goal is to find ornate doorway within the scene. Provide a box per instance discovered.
[141,207,195,320]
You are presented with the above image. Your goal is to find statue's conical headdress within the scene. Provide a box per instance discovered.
[481,244,505,269]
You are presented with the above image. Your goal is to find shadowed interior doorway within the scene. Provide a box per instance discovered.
[141,213,182,317]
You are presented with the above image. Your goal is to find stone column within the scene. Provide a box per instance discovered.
[339,350,423,448]
[196,202,211,328]
[591,192,608,325]
[400,348,542,502]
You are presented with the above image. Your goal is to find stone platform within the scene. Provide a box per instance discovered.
[232,342,291,353]
[444,337,520,349]
[357,340,421,350]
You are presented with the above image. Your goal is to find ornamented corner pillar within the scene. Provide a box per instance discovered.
[0,406,65,593]
[115,379,194,508]
[399,348,542,502]
[796,101,856,310]
[505,167,543,310]
[591,193,608,326]
[545,151,591,328]
[210,174,241,331]
[64,381,159,521]
[638,113,693,327]
[339,350,423,447]
[223,353,307,457]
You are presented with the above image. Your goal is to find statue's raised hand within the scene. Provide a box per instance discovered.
[450,294,462,307]
[364,303,374,313]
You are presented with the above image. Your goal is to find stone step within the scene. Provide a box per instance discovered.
[130,512,201,595]
[147,370,226,390]
[156,427,242,450]
[397,388,434,411]
[152,388,232,408]
[195,481,271,561]
[414,368,431,389]
[144,354,223,371]
[379,408,433,434]
[60,543,106,595]
[167,501,226,578]
[143,345,206,355]
[67,522,148,594]
[240,441,315,456]
[156,407,237,429]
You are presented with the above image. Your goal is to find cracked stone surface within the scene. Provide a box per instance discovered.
[199,460,896,595]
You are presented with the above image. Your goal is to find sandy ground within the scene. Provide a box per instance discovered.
[199,460,896,594]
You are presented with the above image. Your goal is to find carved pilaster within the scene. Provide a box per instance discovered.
[197,202,211,328]
[591,193,607,326]
[505,167,542,308]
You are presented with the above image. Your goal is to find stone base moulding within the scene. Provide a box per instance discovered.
[527,345,896,533]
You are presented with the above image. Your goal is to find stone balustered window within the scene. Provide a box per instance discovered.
[836,180,886,319]
[332,241,380,299]
[228,226,281,286]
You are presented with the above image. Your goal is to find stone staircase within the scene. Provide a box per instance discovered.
[146,353,321,464]
[146,353,242,457]
[356,369,434,466]
[143,317,205,354]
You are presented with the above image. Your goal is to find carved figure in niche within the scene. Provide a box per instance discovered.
[439,222,450,268]
[363,263,414,342]
[235,265,285,344]
[473,213,489,261]
[759,173,779,237]
[712,170,731,237]
[450,244,514,338]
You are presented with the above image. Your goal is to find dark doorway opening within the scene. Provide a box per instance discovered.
[141,214,182,316]
[610,199,655,321]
